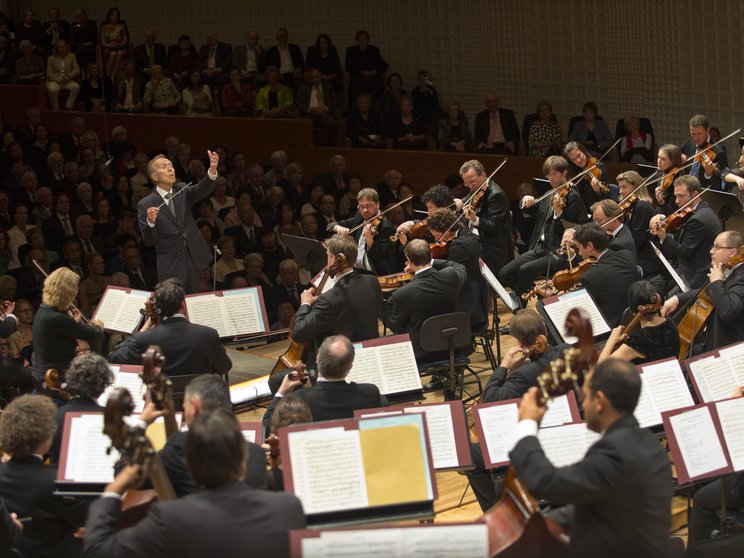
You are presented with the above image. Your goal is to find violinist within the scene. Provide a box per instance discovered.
[649,175,722,291]
[680,114,727,190]
[500,155,588,304]
[721,144,744,193]
[465,310,566,512]
[598,280,680,364]
[564,140,611,210]
[652,144,684,214]
[455,159,513,274]
[380,239,466,365]
[510,359,673,558]
[427,208,488,329]
[661,231,744,353]
[617,170,662,278]
[572,223,639,326]
[590,199,636,263]
[394,183,454,244]
[328,187,399,274]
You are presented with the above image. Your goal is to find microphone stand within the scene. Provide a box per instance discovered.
[212,245,221,291]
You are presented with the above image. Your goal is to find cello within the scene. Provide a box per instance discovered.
[485,308,594,558]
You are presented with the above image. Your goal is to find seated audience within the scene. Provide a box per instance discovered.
[437,101,472,152]
[528,100,562,157]
[387,96,427,150]
[474,92,520,154]
[182,69,214,117]
[220,66,253,117]
[255,66,294,118]
[568,101,613,157]
[46,39,80,111]
[345,93,386,148]
[143,64,181,114]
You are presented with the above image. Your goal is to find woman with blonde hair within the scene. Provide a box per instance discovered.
[32,267,104,397]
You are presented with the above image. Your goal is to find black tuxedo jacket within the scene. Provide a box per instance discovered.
[265,44,304,72]
[41,20,71,49]
[483,344,564,402]
[137,175,216,284]
[473,108,520,152]
[448,230,488,328]
[125,265,157,291]
[581,249,640,327]
[680,138,727,190]
[528,189,587,252]
[677,264,744,352]
[224,223,261,259]
[132,42,167,74]
[84,481,305,558]
[472,181,513,273]
[108,317,231,376]
[660,200,722,289]
[609,223,637,264]
[57,133,83,162]
[328,213,399,274]
[381,260,466,363]
[626,199,661,277]
[510,415,672,558]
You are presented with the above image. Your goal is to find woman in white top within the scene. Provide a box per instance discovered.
[7,203,37,268]
[214,235,244,283]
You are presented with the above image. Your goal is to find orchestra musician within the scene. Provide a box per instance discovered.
[394,183,455,243]
[454,159,513,275]
[590,199,637,264]
[649,175,722,292]
[499,155,588,304]
[328,187,399,275]
[679,114,726,191]
[661,231,744,353]
[380,239,466,364]
[652,144,684,214]
[564,140,611,210]
[511,359,673,558]
[617,170,662,278]
[721,144,744,193]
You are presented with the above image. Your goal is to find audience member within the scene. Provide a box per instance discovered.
[46,39,81,111]
[220,66,253,117]
[198,32,232,89]
[255,66,294,118]
[79,62,113,112]
[132,29,166,77]
[70,8,98,72]
[474,92,520,154]
[15,39,45,85]
[168,34,198,87]
[183,69,214,117]
[345,30,388,103]
[265,27,304,89]
[410,70,440,129]
[528,100,562,157]
[295,66,337,146]
[568,101,613,157]
[99,7,129,78]
[233,30,266,85]
[437,101,472,152]
[305,34,341,93]
[345,93,386,148]
[387,96,427,150]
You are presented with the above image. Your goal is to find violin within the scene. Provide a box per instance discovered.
[658,206,695,234]
[43,369,71,400]
[551,257,597,291]
[583,156,610,194]
[377,271,414,290]
[140,345,172,411]
[390,219,430,244]
[523,334,548,360]
[618,193,638,216]
[484,309,593,557]
[139,293,161,327]
[347,195,413,236]
[521,279,559,301]
[265,433,282,490]
[677,246,744,359]
[606,294,662,353]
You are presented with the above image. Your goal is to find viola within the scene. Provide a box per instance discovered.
[377,271,414,290]
[521,279,559,301]
[43,369,71,400]
[551,258,597,291]
[606,294,662,353]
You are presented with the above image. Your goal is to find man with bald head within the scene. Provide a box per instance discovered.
[474,91,520,155]
[133,30,166,77]
[233,30,266,85]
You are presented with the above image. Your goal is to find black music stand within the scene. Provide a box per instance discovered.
[280,234,326,275]
[703,190,744,232]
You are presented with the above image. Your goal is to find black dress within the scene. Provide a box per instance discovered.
[625,317,680,364]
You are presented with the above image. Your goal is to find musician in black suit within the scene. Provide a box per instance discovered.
[473,93,520,154]
[381,240,466,364]
[617,170,662,278]
[108,278,231,377]
[662,231,744,353]
[591,199,637,264]
[564,141,612,210]
[650,175,722,291]
[511,358,672,558]
[426,209,488,329]
[138,150,219,294]
[680,114,727,191]
[328,188,399,275]
[0,395,91,558]
[265,27,304,88]
[573,222,640,327]
[500,156,589,302]
[263,334,385,434]
[291,234,382,369]
[132,30,167,77]
[456,159,513,275]
[84,408,305,558]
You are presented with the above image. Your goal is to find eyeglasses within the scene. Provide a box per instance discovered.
[358,203,377,210]
[712,244,735,251]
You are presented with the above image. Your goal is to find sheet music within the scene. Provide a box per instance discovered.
[301,525,488,558]
[404,404,459,469]
[692,357,738,403]
[479,258,519,311]
[346,347,381,385]
[542,289,610,342]
[715,398,744,471]
[668,406,728,479]
[186,289,266,338]
[477,403,519,466]
[61,414,119,482]
[717,343,744,385]
[93,287,150,333]
[635,360,695,428]
[241,430,257,443]
[346,340,421,395]
[287,428,368,515]
[97,368,146,413]
[541,394,574,427]
[230,381,271,405]
[186,294,226,334]
[538,423,600,468]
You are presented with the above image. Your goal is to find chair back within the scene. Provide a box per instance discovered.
[420,312,471,353]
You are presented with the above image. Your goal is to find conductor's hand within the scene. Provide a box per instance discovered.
[207,149,219,175]
[147,206,160,225]
[519,387,548,425]
[300,287,319,306]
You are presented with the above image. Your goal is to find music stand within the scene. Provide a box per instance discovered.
[280,234,327,275]
[703,190,744,232]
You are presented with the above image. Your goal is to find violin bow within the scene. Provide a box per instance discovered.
[32,259,95,326]
[648,186,712,232]
[346,194,414,235]
[460,159,507,209]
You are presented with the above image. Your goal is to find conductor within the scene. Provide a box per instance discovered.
[138,150,219,293]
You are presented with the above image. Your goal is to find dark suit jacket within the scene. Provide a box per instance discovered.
[263,380,384,433]
[0,315,17,339]
[265,44,304,72]
[42,213,76,252]
[660,200,722,289]
[528,189,588,252]
[328,213,399,274]
[472,181,513,273]
[125,265,157,291]
[381,260,466,362]
[57,133,83,162]
[83,481,305,558]
[344,44,388,77]
[108,317,231,376]
[510,415,672,558]
[291,271,382,365]
[41,20,71,50]
[233,43,267,74]
[626,200,661,277]
[224,223,261,259]
[680,138,727,190]
[266,282,308,322]
[0,457,89,558]
[581,249,639,327]
[49,398,102,466]
[197,42,233,73]
[137,175,216,284]
[483,344,564,402]
[295,81,338,114]
[609,223,637,264]
[447,230,488,328]
[473,108,520,152]
[132,42,167,74]
[677,263,744,352]
[159,431,267,497]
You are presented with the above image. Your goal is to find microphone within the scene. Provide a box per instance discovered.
[104,156,114,167]
[213,245,222,256]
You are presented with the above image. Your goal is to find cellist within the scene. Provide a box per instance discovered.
[661,231,744,354]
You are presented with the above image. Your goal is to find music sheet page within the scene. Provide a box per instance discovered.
[185,294,227,336]
[693,357,737,403]
[97,369,146,413]
[404,404,459,469]
[538,423,599,468]
[61,414,119,482]
[718,343,744,385]
[93,288,149,333]
[668,406,728,479]
[222,289,264,336]
[542,289,610,342]
[477,403,519,466]
[287,428,368,515]
[715,397,744,472]
[377,342,422,393]
[636,360,694,427]
[541,394,574,427]
[346,347,382,386]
